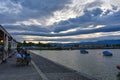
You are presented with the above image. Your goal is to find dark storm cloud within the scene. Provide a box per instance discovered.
[21,0,70,10]
[3,6,120,38]
[53,8,120,33]
[0,0,70,24]
[24,35,120,43]
[4,25,51,33]
[11,24,120,37]
[1,0,120,42]
[99,11,120,24]
[53,8,103,33]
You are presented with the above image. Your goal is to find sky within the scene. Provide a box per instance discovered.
[0,0,120,43]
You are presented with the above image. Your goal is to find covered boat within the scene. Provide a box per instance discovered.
[80,50,88,54]
[116,64,120,70]
[102,51,112,56]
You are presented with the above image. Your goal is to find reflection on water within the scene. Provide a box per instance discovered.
[117,72,120,80]
[30,49,120,80]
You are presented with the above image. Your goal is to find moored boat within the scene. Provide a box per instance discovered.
[102,51,112,56]
[116,64,120,70]
[80,50,88,54]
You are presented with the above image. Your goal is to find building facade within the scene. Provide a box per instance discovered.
[0,25,17,63]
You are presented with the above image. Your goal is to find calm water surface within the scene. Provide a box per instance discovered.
[30,49,120,80]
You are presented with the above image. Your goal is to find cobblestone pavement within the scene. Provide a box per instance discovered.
[0,55,41,80]
[31,53,97,80]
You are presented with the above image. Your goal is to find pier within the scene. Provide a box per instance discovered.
[0,25,97,80]
[30,52,97,80]
[0,51,97,80]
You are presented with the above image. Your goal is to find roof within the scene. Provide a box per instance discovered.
[0,25,17,42]
[0,25,11,37]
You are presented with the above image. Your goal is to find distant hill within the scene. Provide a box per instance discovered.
[49,39,120,47]
[79,39,120,44]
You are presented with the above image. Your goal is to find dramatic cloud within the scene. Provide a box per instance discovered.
[1,0,120,43]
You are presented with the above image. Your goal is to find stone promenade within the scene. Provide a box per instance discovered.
[0,52,97,80]
[31,52,97,80]
[0,55,41,80]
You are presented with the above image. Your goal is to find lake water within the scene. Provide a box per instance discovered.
[30,49,120,80]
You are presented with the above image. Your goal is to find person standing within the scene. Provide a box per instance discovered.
[0,46,7,63]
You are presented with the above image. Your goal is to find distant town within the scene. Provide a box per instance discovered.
[17,40,120,50]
